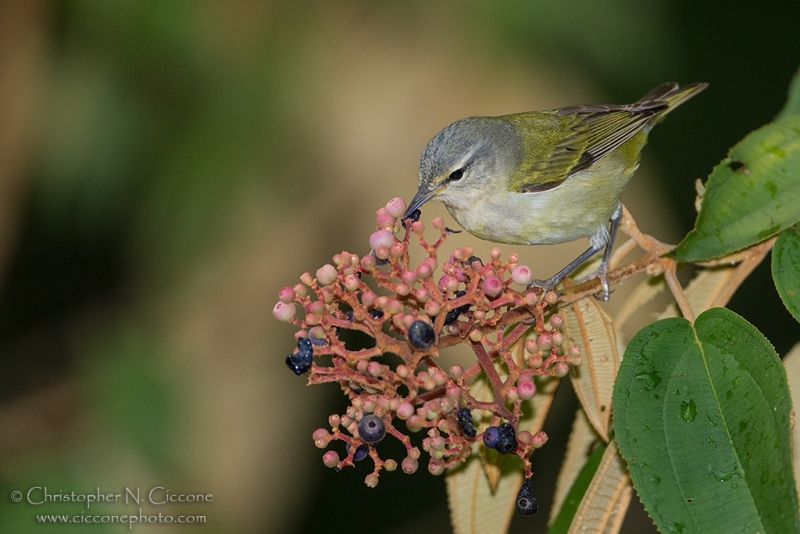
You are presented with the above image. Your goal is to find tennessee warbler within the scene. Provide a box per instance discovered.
[404,82,707,299]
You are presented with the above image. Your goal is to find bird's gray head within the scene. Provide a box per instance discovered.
[404,116,518,218]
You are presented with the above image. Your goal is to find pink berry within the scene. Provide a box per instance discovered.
[367,361,382,377]
[278,286,296,304]
[517,430,533,445]
[511,264,533,286]
[450,365,463,379]
[360,254,376,272]
[406,415,423,432]
[374,245,390,260]
[549,314,564,329]
[328,414,340,429]
[417,263,432,279]
[344,274,360,291]
[313,428,331,448]
[401,270,418,284]
[272,301,296,322]
[517,376,537,399]
[361,291,376,307]
[537,333,552,351]
[364,473,379,488]
[402,457,418,474]
[396,402,415,420]
[385,197,407,218]
[482,276,503,297]
[376,211,395,231]
[316,264,338,286]
[369,229,395,251]
[425,300,441,316]
[390,242,405,258]
[428,459,445,476]
[323,450,340,468]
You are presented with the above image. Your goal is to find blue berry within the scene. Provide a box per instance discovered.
[444,290,470,325]
[456,407,476,438]
[496,423,517,454]
[368,308,384,320]
[407,320,435,350]
[483,426,500,449]
[285,337,314,375]
[466,255,483,267]
[308,331,327,346]
[352,443,369,461]
[358,414,386,444]
[516,477,538,516]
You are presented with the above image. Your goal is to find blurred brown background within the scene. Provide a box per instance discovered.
[0,1,798,533]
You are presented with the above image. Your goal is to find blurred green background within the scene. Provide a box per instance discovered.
[0,1,798,533]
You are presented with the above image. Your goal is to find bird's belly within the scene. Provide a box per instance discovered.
[447,161,632,246]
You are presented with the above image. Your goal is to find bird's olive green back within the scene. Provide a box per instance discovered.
[502,82,706,194]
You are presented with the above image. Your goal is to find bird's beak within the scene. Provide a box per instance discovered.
[404,182,441,219]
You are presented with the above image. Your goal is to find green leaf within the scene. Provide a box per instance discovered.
[670,115,800,262]
[772,226,800,323]
[778,63,800,118]
[613,308,799,534]
[549,441,607,534]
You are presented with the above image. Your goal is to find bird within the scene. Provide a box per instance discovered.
[403,82,707,299]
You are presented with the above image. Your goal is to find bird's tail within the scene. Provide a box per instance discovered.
[638,82,708,118]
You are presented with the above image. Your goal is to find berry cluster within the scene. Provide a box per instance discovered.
[274,197,581,512]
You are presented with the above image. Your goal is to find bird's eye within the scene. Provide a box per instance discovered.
[448,168,464,181]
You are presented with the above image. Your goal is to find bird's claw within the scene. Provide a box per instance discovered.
[577,266,611,301]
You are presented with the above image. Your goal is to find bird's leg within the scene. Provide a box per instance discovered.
[527,242,604,296]
[527,202,623,300]
[590,202,623,301]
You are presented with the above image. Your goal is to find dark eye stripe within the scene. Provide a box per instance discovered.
[448,168,464,181]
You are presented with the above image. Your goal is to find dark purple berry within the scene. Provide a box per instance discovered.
[358,414,386,444]
[467,255,483,267]
[407,320,435,350]
[285,353,312,375]
[402,208,421,228]
[483,426,500,449]
[444,290,470,325]
[368,308,384,320]
[516,477,538,516]
[352,443,369,461]
[285,337,314,375]
[297,337,312,355]
[456,407,476,438]
[496,423,517,454]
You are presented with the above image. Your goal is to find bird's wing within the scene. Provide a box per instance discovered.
[508,101,667,193]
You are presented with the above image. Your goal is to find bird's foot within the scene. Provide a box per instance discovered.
[526,278,557,296]
[577,266,611,301]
